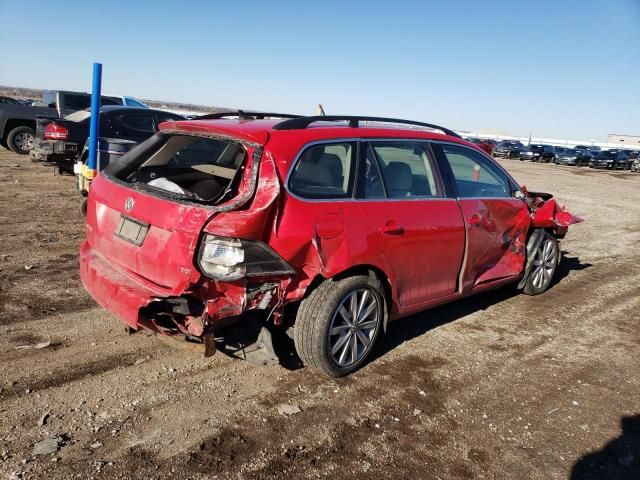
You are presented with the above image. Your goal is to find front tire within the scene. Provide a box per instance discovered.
[523,233,559,295]
[7,126,35,154]
[294,275,384,377]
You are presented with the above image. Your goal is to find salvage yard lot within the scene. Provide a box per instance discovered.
[0,149,638,479]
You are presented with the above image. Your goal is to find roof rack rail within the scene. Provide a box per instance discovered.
[197,110,302,120]
[272,115,461,138]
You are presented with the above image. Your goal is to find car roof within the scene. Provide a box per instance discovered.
[158,117,468,148]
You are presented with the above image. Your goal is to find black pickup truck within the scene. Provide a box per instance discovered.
[0,91,124,154]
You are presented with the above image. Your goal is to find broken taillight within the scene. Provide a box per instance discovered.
[44,123,69,140]
[198,234,295,280]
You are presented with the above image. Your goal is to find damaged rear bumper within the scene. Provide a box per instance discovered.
[80,242,169,330]
[80,242,287,357]
[30,140,79,163]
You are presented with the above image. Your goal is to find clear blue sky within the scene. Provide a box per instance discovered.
[1,0,639,141]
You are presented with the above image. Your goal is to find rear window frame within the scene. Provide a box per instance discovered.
[286,139,358,201]
[102,131,253,206]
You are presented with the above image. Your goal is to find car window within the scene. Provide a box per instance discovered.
[42,91,57,108]
[358,144,386,199]
[120,114,155,133]
[101,96,122,106]
[289,142,355,199]
[439,144,511,198]
[65,94,91,111]
[367,141,440,198]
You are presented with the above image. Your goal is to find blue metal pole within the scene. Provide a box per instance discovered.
[86,63,102,173]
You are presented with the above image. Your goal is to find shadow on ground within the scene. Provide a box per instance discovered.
[273,251,591,371]
[571,414,640,480]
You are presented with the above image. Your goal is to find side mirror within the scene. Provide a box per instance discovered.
[514,190,526,200]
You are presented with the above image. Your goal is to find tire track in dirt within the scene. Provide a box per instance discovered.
[45,354,459,480]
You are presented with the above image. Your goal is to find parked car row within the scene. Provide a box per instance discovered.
[492,140,640,171]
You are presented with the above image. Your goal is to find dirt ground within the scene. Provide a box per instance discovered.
[0,147,638,480]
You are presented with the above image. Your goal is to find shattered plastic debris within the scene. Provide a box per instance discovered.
[276,403,302,416]
[38,410,51,427]
[32,436,63,456]
[15,340,51,350]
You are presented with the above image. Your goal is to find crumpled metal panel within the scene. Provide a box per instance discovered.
[458,198,531,290]
[531,197,584,235]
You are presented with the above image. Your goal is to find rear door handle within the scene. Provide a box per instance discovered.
[380,223,404,235]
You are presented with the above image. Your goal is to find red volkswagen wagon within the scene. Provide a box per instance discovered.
[80,113,581,376]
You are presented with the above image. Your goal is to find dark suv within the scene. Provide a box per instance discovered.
[520,144,555,162]
[589,150,630,169]
[492,140,524,159]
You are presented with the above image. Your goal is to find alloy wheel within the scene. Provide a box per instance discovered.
[14,132,34,152]
[328,288,380,367]
[531,237,557,290]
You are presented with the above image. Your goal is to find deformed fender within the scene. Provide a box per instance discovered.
[524,188,584,238]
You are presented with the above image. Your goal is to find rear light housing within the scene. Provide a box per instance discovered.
[198,234,295,281]
[44,123,69,140]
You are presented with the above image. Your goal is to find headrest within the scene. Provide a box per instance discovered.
[294,161,333,187]
[316,153,343,186]
[385,161,413,195]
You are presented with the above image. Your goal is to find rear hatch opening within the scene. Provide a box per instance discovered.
[105,133,248,204]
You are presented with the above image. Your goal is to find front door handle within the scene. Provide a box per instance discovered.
[380,223,404,235]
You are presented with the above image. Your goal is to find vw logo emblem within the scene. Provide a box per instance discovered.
[124,197,134,212]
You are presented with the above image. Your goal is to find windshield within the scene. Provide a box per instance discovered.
[596,151,614,159]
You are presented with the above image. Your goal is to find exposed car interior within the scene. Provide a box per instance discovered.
[122,135,246,202]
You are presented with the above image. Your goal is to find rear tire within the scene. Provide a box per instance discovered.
[294,275,384,377]
[523,233,559,295]
[7,126,35,154]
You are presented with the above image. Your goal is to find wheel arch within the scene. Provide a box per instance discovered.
[303,263,394,331]
[2,118,36,140]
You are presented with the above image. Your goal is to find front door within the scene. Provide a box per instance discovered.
[433,142,530,292]
[357,140,465,306]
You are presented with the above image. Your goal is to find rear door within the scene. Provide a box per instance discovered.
[357,140,465,306]
[432,142,530,292]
